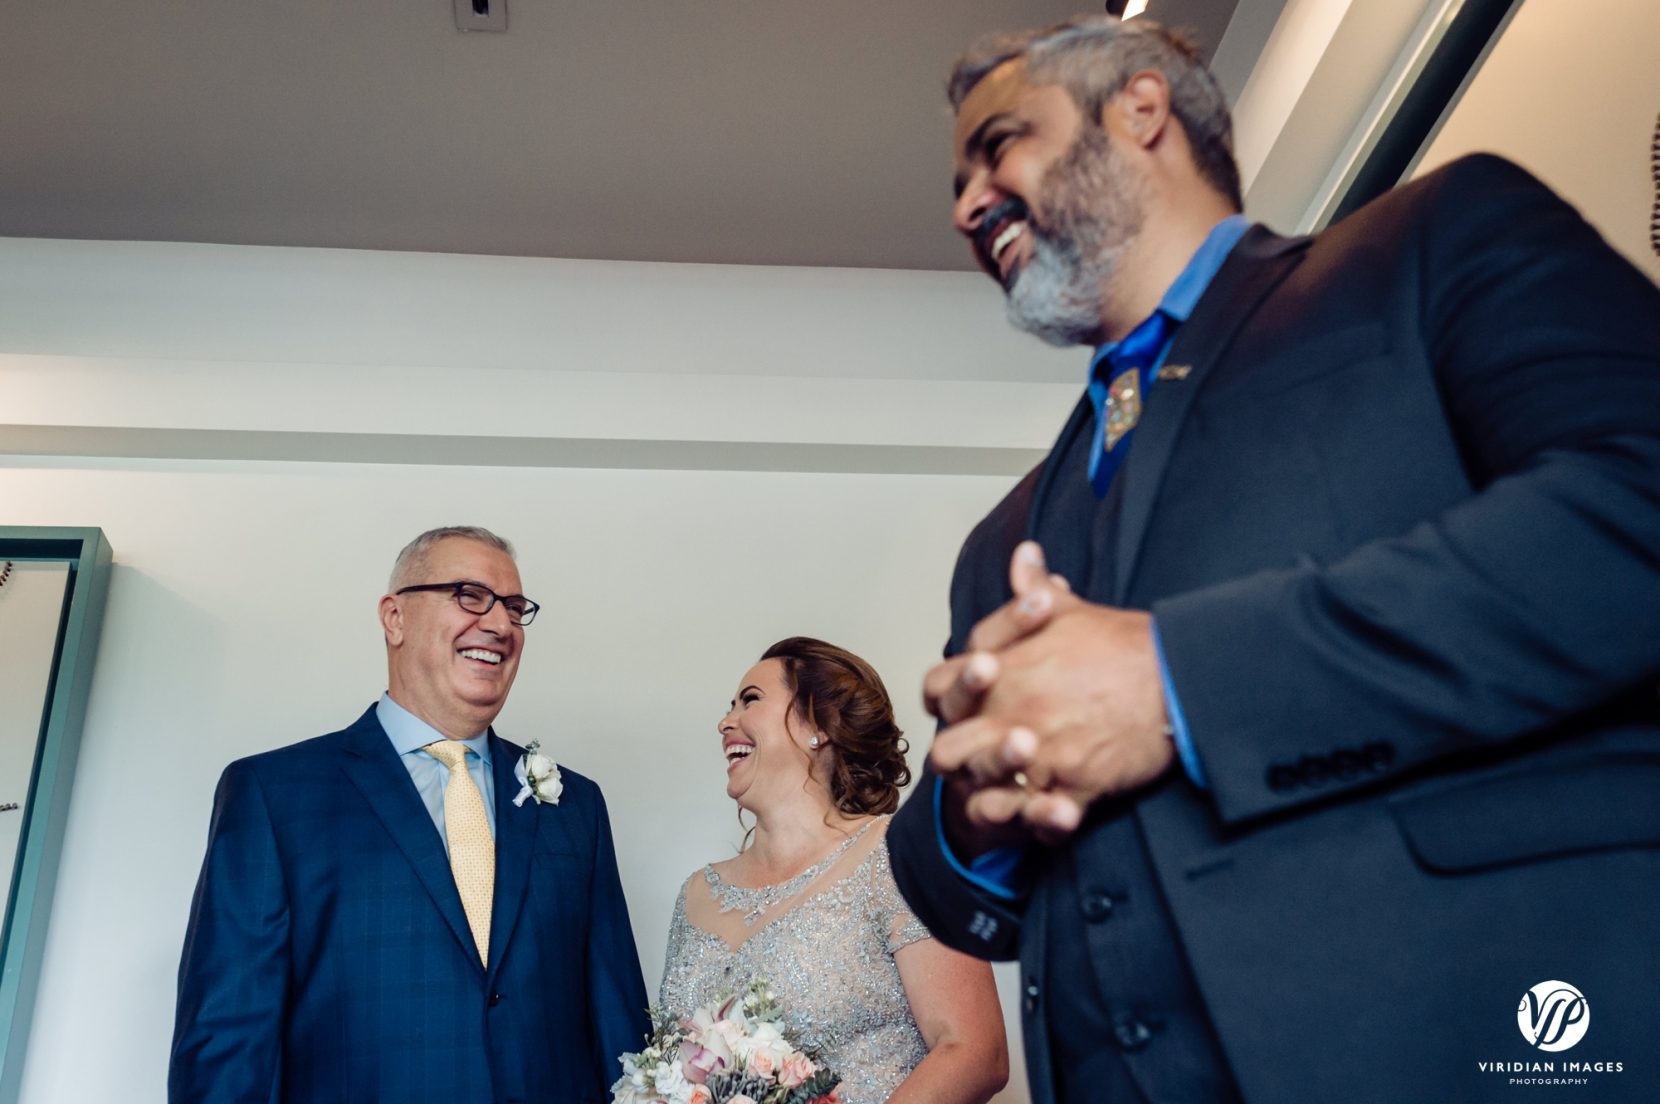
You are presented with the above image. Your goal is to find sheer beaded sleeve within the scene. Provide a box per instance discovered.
[657,877,698,1014]
[872,838,934,954]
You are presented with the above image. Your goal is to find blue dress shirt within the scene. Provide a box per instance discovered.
[939,214,1250,897]
[377,692,497,848]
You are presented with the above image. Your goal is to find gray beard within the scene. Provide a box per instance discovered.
[1003,127,1140,349]
[1004,231,1117,348]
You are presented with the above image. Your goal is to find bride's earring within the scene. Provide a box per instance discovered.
[808,737,820,749]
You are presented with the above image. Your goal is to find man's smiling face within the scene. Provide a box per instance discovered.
[953,60,1084,288]
[383,536,525,738]
[951,59,1148,347]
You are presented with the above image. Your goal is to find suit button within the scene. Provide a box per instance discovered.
[1113,1012,1154,1051]
[489,991,503,1007]
[1023,979,1040,1015]
[1080,891,1115,923]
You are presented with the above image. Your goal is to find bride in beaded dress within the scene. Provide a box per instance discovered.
[658,637,1008,1104]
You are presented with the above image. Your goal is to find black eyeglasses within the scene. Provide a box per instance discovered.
[396,581,541,626]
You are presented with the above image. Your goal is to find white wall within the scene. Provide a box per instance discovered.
[1231,0,1484,233]
[1416,0,1660,285]
[0,239,1075,1103]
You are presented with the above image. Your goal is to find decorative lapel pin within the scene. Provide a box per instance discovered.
[1104,367,1141,452]
[1156,363,1192,381]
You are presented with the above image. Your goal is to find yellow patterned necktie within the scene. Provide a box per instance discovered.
[424,739,495,965]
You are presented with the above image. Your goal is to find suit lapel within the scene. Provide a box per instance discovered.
[485,732,536,979]
[1111,227,1309,601]
[337,707,483,973]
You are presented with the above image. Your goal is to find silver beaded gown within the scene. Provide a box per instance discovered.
[657,817,933,1104]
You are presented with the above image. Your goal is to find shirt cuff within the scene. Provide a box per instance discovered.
[932,777,1025,901]
[1152,618,1208,789]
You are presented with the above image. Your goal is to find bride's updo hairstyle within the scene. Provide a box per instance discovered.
[761,636,911,815]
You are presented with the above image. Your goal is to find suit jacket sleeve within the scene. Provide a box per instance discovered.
[887,765,1026,962]
[1153,155,1660,825]
[888,496,1039,962]
[169,760,290,1104]
[582,785,650,1089]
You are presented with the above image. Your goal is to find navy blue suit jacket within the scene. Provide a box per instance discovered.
[890,156,1660,1102]
[170,706,649,1104]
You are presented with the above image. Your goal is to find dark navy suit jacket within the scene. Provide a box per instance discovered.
[890,155,1660,1102]
[170,706,649,1104]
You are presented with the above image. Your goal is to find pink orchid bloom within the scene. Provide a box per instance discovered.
[679,1038,728,1085]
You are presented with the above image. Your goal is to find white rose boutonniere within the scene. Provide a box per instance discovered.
[512,739,563,807]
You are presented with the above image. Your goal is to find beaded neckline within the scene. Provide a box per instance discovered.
[705,818,879,926]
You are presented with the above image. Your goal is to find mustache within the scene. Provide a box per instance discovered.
[974,197,1030,269]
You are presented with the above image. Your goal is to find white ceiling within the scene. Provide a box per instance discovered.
[0,0,1261,270]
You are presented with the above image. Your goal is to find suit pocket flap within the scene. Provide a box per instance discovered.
[1390,753,1660,872]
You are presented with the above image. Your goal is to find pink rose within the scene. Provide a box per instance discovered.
[747,1051,776,1079]
[778,1052,817,1088]
[688,1087,713,1104]
[729,1096,758,1104]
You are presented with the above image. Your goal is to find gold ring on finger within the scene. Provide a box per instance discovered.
[1011,770,1032,791]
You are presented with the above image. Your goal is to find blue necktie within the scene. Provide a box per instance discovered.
[1087,309,1176,497]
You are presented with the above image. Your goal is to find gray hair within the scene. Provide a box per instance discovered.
[948,15,1241,209]
[389,526,515,591]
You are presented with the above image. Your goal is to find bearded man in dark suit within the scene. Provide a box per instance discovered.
[887,16,1660,1104]
[171,526,648,1103]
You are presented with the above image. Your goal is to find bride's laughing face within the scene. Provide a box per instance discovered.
[718,658,820,810]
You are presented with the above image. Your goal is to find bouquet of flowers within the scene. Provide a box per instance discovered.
[611,979,842,1104]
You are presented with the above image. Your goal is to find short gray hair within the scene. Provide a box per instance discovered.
[948,15,1241,209]
[389,526,515,591]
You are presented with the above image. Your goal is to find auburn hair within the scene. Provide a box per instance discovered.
[760,636,911,815]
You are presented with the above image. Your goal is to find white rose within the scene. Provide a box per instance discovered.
[740,1016,790,1069]
[513,750,563,806]
[531,757,564,800]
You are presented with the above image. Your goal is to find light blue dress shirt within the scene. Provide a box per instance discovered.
[938,214,1250,897]
[377,692,497,849]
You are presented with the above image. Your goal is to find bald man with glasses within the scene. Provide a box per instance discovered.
[170,525,648,1104]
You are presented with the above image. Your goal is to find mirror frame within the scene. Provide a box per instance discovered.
[0,527,112,1103]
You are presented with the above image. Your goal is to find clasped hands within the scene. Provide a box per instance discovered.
[924,541,1176,856]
